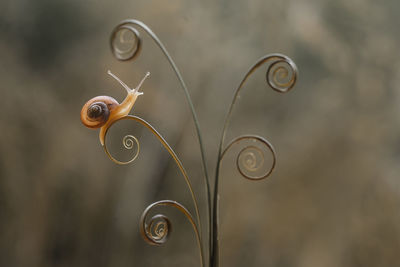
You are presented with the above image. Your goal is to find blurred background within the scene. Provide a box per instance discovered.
[1,0,400,266]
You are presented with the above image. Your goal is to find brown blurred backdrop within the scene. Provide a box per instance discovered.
[1,0,400,266]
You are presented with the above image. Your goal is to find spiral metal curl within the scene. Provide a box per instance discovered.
[122,134,138,150]
[221,135,276,180]
[266,57,297,93]
[110,25,141,61]
[140,200,204,266]
[141,213,171,245]
[103,131,140,165]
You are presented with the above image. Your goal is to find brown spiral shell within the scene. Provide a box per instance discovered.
[80,96,119,128]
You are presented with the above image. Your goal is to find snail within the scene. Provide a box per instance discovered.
[81,70,150,145]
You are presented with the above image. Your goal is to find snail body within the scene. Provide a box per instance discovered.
[81,70,150,145]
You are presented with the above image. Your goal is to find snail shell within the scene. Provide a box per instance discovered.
[80,96,119,128]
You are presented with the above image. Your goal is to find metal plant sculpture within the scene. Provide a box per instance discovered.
[80,19,298,267]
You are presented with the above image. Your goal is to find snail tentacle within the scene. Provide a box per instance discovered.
[107,70,132,93]
[133,71,150,94]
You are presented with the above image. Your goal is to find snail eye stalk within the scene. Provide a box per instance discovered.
[107,70,150,95]
[134,71,150,94]
[107,70,132,93]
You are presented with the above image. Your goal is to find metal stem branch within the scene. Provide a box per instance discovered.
[110,20,213,259]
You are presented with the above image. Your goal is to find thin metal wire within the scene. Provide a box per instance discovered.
[140,200,204,267]
[211,54,298,267]
[102,115,202,249]
[103,134,140,165]
[110,20,212,257]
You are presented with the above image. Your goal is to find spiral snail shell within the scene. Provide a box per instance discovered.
[80,96,118,128]
[81,70,150,145]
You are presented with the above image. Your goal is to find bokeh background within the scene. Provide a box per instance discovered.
[1,0,400,266]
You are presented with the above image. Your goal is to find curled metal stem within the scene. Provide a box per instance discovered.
[110,20,212,255]
[140,200,204,267]
[221,135,276,181]
[102,115,202,241]
[211,54,298,267]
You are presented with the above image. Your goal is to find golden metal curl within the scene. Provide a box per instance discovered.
[103,133,140,165]
[266,57,297,93]
[140,200,204,266]
[110,25,141,61]
[141,213,171,245]
[221,135,276,180]
[239,146,264,172]
[122,134,138,150]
